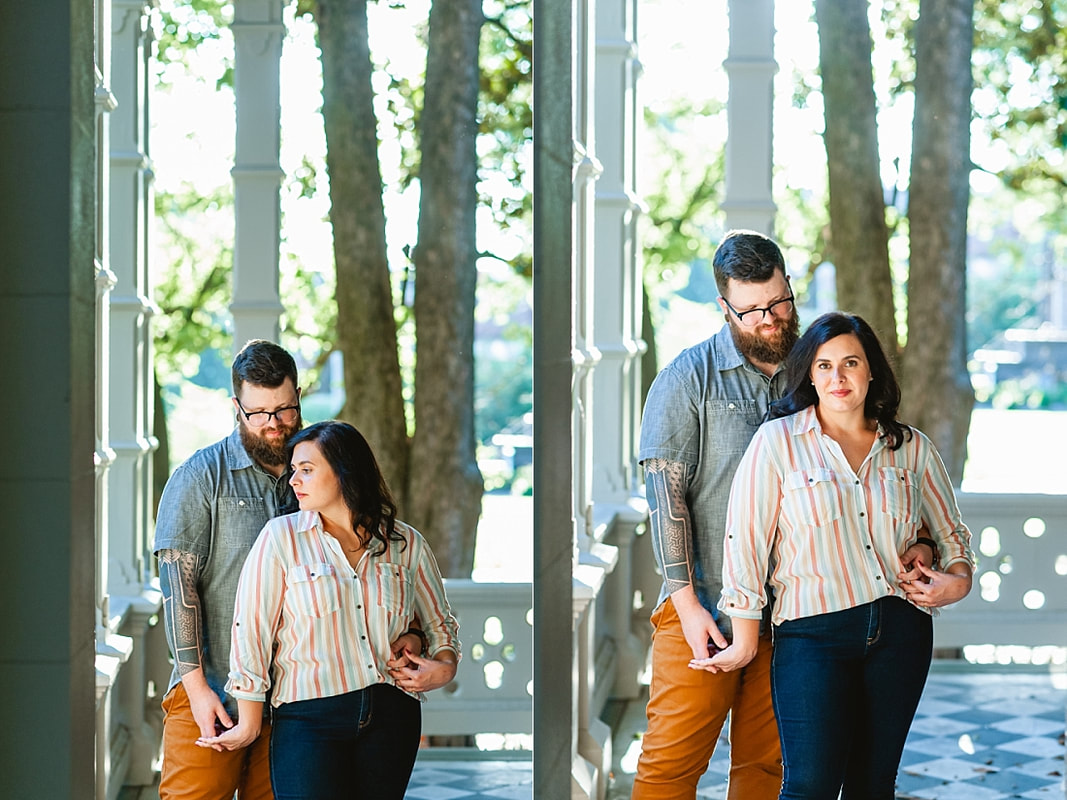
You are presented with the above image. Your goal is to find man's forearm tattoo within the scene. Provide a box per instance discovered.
[158,549,205,676]
[645,458,696,594]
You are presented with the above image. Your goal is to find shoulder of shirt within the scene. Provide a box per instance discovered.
[656,326,743,379]
[373,519,422,562]
[172,428,253,475]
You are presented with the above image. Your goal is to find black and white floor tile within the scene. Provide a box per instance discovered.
[683,671,1066,800]
[405,758,533,800]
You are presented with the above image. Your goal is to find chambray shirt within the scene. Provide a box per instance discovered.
[226,512,460,707]
[719,405,975,626]
[154,428,296,715]
[639,324,788,634]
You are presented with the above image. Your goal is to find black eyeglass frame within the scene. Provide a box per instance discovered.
[235,397,301,427]
[721,293,796,327]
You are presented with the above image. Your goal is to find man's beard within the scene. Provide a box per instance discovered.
[728,311,800,366]
[238,416,302,467]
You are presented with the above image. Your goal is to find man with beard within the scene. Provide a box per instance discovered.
[154,339,303,800]
[632,230,799,799]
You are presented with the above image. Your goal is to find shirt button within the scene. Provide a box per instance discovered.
[361,635,367,640]
[238,500,246,506]
[859,512,865,517]
[875,575,882,580]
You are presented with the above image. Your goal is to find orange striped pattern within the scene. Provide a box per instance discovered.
[719,406,973,626]
[227,511,459,707]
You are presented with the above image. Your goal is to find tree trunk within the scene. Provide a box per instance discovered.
[901,0,974,482]
[814,0,898,352]
[315,0,410,504]
[407,0,485,577]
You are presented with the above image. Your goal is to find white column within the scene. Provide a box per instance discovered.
[722,0,777,234]
[109,0,156,597]
[574,0,602,558]
[591,0,647,708]
[231,0,286,346]
[592,0,643,504]
[108,2,164,788]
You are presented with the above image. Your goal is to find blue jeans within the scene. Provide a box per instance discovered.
[269,683,421,800]
[770,596,932,800]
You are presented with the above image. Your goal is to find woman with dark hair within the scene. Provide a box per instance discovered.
[700,312,974,799]
[197,420,460,800]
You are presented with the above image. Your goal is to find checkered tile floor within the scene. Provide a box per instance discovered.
[607,668,1066,799]
[405,757,532,799]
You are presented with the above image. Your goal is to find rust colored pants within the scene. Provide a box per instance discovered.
[632,597,782,800]
[159,683,273,800]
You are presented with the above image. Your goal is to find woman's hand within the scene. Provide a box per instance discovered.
[389,650,458,693]
[688,616,759,674]
[689,640,758,673]
[195,717,261,752]
[899,561,972,608]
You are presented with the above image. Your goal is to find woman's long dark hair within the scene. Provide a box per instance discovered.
[770,312,912,450]
[287,421,407,554]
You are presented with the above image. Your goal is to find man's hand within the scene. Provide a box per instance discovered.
[671,587,728,661]
[388,631,423,670]
[388,650,458,693]
[689,616,759,674]
[899,562,972,608]
[183,675,234,740]
[195,698,262,752]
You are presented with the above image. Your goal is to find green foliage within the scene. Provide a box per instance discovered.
[641,97,727,289]
[973,0,1067,190]
[474,262,532,445]
[154,0,234,90]
[153,185,234,387]
[478,1,533,277]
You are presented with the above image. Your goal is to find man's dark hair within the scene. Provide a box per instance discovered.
[712,229,787,295]
[770,311,912,450]
[231,339,298,396]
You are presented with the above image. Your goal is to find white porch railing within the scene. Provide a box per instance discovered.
[935,493,1067,648]
[421,581,533,736]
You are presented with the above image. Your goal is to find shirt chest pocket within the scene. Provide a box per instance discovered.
[286,563,342,617]
[872,467,918,524]
[706,399,764,456]
[783,468,844,527]
[217,496,267,550]
[372,564,414,629]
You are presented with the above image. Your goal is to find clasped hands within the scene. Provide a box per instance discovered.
[386,631,457,694]
[897,541,971,609]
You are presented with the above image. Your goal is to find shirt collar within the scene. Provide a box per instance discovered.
[791,404,888,448]
[791,405,821,436]
[223,427,256,471]
[711,324,747,372]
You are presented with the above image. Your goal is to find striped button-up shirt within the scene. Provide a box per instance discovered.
[226,511,460,707]
[719,405,974,626]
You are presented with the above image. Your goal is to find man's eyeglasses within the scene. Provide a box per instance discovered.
[721,294,795,327]
[235,398,301,428]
